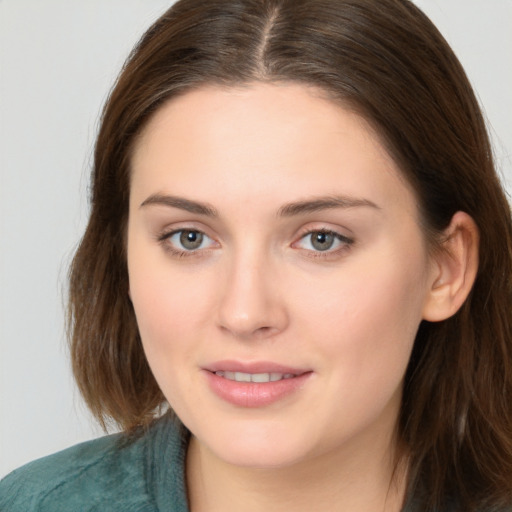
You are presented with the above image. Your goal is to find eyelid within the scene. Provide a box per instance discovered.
[294,223,354,242]
[296,229,353,247]
[157,226,219,257]
[154,222,354,259]
[155,219,218,243]
[292,226,354,255]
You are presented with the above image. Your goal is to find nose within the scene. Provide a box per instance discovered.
[216,247,289,340]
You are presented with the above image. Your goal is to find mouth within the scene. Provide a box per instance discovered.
[203,361,312,407]
[213,371,297,383]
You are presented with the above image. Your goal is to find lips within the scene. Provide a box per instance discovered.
[205,360,308,375]
[214,371,296,383]
[203,360,312,407]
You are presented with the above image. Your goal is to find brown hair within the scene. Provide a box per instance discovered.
[68,0,512,509]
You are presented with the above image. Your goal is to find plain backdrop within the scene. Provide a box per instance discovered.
[1,0,511,478]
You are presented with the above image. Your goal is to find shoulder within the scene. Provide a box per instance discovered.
[0,432,153,512]
[0,415,188,512]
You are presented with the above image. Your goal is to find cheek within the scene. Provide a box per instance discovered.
[127,237,214,370]
[128,266,210,407]
[291,256,427,442]
[130,272,211,353]
[294,247,428,380]
[131,279,193,339]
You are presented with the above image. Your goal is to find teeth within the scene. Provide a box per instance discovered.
[234,372,251,382]
[215,371,296,382]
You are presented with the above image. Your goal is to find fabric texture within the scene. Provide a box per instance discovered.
[1,414,508,511]
[0,414,189,512]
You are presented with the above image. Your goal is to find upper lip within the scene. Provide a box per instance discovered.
[204,360,310,375]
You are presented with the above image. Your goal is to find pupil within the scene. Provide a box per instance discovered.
[180,230,203,250]
[312,232,334,251]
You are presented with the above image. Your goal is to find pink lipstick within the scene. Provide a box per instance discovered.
[203,360,312,408]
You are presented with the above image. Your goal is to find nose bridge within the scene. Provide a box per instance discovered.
[217,241,287,339]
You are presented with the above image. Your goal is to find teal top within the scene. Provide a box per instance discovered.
[0,415,189,511]
[1,414,508,511]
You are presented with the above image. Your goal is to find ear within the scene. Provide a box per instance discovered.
[422,211,479,322]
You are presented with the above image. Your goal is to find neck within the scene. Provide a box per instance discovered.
[186,426,408,512]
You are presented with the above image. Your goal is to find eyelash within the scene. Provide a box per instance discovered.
[157,228,354,259]
[293,229,354,259]
[157,228,217,258]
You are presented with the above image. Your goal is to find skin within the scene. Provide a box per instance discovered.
[127,83,478,512]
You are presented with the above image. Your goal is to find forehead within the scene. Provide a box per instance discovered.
[130,82,417,218]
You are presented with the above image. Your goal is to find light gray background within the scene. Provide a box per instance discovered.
[1,1,511,478]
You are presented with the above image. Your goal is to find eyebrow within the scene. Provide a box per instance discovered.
[140,194,218,217]
[277,195,380,217]
[140,193,380,217]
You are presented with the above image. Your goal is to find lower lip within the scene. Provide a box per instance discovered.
[204,371,312,408]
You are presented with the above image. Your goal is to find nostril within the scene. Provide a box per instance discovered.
[218,323,280,341]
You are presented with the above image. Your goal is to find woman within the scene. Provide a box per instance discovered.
[1,0,511,511]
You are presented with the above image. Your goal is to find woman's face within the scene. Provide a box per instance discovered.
[127,83,436,469]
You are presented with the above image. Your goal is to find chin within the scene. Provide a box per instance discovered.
[192,418,321,469]
[213,441,309,469]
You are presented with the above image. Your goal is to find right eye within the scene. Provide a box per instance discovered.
[294,229,354,254]
[160,229,217,254]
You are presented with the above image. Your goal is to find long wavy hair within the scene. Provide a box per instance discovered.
[68,1,512,510]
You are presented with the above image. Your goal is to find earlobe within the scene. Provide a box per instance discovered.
[422,211,479,322]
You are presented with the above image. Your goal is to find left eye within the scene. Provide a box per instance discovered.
[166,229,215,251]
[296,230,352,252]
